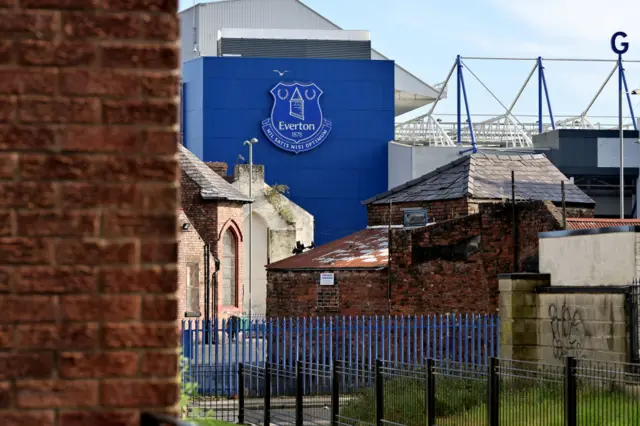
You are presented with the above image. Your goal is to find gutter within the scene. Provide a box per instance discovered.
[267,266,388,273]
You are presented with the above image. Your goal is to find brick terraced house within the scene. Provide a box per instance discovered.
[267,154,595,317]
[364,153,595,226]
[178,145,252,319]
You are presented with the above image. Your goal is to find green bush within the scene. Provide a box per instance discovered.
[179,355,216,421]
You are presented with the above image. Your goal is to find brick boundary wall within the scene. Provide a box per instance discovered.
[268,202,566,317]
[367,199,593,227]
[367,198,470,226]
[0,1,180,425]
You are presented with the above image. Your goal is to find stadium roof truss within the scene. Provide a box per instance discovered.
[395,56,639,149]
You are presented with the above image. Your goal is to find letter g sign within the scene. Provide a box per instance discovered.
[611,31,629,55]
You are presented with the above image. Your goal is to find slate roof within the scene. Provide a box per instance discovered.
[363,153,594,206]
[266,227,389,270]
[179,144,252,203]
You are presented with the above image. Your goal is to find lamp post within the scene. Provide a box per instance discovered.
[243,138,258,320]
[611,32,630,218]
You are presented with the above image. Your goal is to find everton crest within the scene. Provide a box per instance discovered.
[262,82,332,154]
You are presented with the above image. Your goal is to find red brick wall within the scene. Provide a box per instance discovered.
[269,201,565,317]
[206,162,228,177]
[267,270,389,318]
[0,1,180,424]
[564,206,595,218]
[390,201,564,314]
[367,198,593,227]
[177,211,207,320]
[180,173,245,317]
[367,198,470,226]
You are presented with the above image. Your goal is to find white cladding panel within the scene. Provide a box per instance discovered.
[196,0,335,57]
[180,7,197,63]
[218,28,370,42]
[180,0,440,113]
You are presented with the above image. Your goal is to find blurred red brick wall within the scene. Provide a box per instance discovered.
[0,0,180,424]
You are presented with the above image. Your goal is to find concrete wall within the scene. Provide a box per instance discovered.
[243,212,269,315]
[539,230,637,286]
[537,293,628,364]
[500,274,631,365]
[232,164,314,315]
[388,142,413,190]
[411,146,461,182]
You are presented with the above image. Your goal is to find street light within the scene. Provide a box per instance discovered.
[243,137,258,320]
[633,89,640,143]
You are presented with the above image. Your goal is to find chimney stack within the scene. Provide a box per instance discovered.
[206,162,228,178]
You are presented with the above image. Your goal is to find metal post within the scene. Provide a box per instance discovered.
[636,177,640,219]
[487,357,500,426]
[564,357,577,426]
[140,413,155,426]
[456,55,462,144]
[238,363,245,424]
[264,362,271,426]
[538,56,543,133]
[249,143,253,317]
[619,55,625,219]
[387,201,392,315]
[331,361,339,426]
[426,359,435,426]
[213,257,220,325]
[511,171,519,271]
[561,181,567,230]
[296,361,303,426]
[375,360,383,426]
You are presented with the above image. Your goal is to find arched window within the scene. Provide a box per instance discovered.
[222,228,238,306]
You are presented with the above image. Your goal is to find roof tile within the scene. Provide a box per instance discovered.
[179,144,251,203]
[363,153,594,206]
[267,228,389,270]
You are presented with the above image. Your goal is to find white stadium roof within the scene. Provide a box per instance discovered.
[180,0,443,116]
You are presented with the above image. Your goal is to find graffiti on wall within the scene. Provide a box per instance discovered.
[549,302,585,360]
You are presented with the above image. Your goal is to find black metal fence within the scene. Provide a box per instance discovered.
[181,357,640,426]
[631,284,640,363]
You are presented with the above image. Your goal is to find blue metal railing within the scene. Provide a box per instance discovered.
[180,313,499,397]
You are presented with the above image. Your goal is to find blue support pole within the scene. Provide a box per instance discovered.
[457,55,462,144]
[537,57,543,133]
[621,63,638,131]
[540,62,556,130]
[458,65,477,152]
[181,81,187,146]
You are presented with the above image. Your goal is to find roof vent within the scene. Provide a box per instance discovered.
[403,209,428,228]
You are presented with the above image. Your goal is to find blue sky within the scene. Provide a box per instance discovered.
[179,0,640,125]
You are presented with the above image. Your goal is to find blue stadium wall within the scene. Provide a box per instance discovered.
[183,57,395,245]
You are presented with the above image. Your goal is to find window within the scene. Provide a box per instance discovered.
[186,263,200,315]
[222,228,238,306]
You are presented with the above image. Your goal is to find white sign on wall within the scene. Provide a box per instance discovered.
[319,272,335,286]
